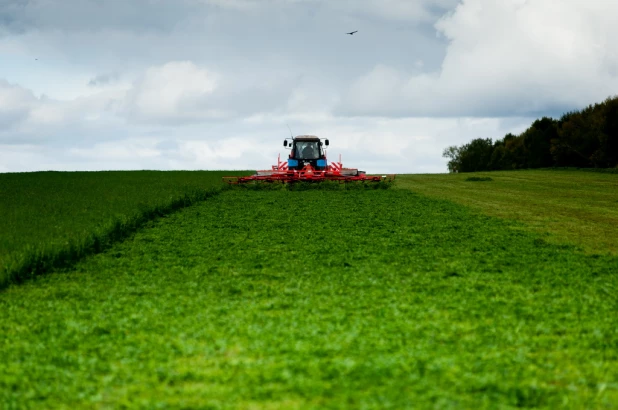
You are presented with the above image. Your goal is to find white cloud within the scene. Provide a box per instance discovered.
[0,77,128,144]
[1,113,534,173]
[69,138,162,161]
[121,60,301,124]
[0,144,48,172]
[0,80,36,129]
[0,79,73,132]
[339,0,618,117]
[124,61,221,123]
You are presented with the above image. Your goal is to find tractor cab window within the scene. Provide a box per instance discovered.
[295,141,320,159]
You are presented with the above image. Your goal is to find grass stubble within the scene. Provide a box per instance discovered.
[1,187,617,408]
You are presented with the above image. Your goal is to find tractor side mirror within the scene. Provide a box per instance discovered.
[284,140,288,147]
[325,139,329,146]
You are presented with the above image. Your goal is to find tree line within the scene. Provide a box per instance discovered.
[443,96,618,172]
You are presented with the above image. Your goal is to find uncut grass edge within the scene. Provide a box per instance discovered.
[0,186,226,290]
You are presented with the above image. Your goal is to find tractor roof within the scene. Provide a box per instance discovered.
[294,135,320,141]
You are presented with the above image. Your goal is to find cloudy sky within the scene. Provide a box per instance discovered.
[1,0,617,173]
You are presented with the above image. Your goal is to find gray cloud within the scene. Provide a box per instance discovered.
[0,0,457,36]
[0,0,198,34]
[2,0,450,96]
[88,73,120,87]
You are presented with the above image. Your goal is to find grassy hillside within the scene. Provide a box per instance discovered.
[0,170,251,288]
[1,188,617,408]
[397,169,618,255]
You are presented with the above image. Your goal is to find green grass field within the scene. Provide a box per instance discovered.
[398,170,618,255]
[0,171,250,288]
[1,171,618,408]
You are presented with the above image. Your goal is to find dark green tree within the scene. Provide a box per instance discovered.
[597,97,618,167]
[523,117,557,168]
[442,146,462,173]
[458,138,494,172]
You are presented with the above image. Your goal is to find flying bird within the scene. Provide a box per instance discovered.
[346,30,358,35]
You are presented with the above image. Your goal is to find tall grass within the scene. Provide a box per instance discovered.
[0,171,250,289]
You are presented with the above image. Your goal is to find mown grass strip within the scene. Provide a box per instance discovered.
[544,167,618,174]
[397,170,618,255]
[0,171,251,289]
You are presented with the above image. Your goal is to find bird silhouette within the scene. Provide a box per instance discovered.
[346,30,358,35]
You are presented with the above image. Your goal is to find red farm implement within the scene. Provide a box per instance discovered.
[223,135,395,184]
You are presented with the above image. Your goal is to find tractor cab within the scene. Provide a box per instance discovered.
[283,135,329,171]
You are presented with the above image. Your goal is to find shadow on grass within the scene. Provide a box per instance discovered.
[465,177,493,182]
[230,179,395,191]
